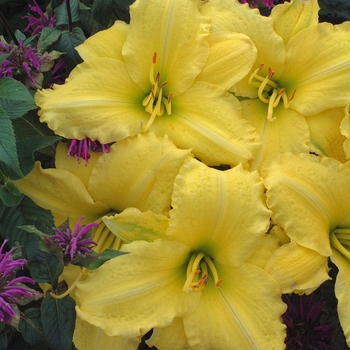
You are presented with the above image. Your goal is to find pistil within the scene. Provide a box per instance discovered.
[248,64,296,121]
[142,52,172,132]
[183,252,222,293]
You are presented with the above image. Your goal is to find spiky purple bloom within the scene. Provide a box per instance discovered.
[23,0,56,36]
[0,240,36,325]
[49,216,99,265]
[240,0,274,7]
[0,39,60,89]
[67,138,111,165]
[282,293,334,350]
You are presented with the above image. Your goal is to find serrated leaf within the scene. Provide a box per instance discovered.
[37,27,62,53]
[15,136,61,178]
[0,178,23,207]
[92,0,114,26]
[54,27,85,72]
[0,78,37,119]
[41,295,76,350]
[77,248,127,269]
[0,108,22,177]
[0,195,54,247]
[54,0,80,26]
[26,239,63,283]
[19,308,45,347]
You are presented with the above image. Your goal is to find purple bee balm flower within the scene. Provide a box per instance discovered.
[0,240,37,325]
[67,138,111,165]
[240,0,274,7]
[282,293,334,350]
[49,216,99,265]
[23,0,56,36]
[0,39,61,89]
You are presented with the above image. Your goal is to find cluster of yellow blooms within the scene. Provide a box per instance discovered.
[13,0,350,348]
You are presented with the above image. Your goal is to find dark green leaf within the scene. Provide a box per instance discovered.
[0,78,37,119]
[0,174,23,207]
[41,295,76,350]
[37,27,62,53]
[25,239,63,283]
[113,0,135,22]
[16,136,61,178]
[0,333,8,350]
[0,108,22,177]
[92,0,114,26]
[19,308,45,347]
[319,0,350,23]
[54,0,80,26]
[76,248,128,269]
[54,27,85,72]
[0,195,54,246]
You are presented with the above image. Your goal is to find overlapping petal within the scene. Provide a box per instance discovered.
[88,133,192,214]
[76,21,129,61]
[262,154,350,256]
[75,239,200,337]
[36,58,147,143]
[123,0,210,95]
[183,262,286,350]
[168,158,270,267]
[241,100,310,170]
[264,241,330,294]
[151,81,260,166]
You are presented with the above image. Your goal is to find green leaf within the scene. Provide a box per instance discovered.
[54,27,85,72]
[76,248,127,269]
[0,108,22,177]
[25,239,63,283]
[0,195,54,247]
[37,27,62,53]
[92,0,114,26]
[19,308,45,347]
[16,136,61,178]
[41,295,76,350]
[0,171,23,207]
[0,78,37,119]
[319,0,350,23]
[113,0,135,23]
[54,0,80,26]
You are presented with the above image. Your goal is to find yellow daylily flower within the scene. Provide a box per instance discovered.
[201,0,350,168]
[73,158,286,349]
[261,153,350,345]
[35,0,260,166]
[13,133,191,247]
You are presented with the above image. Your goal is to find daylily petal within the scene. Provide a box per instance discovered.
[75,239,200,337]
[241,100,310,171]
[330,248,350,345]
[35,58,147,143]
[183,262,286,349]
[151,81,260,166]
[270,0,319,45]
[147,318,191,350]
[281,21,350,116]
[88,133,192,215]
[200,0,285,98]
[73,317,141,350]
[123,0,210,95]
[264,241,330,294]
[306,108,347,163]
[13,162,110,226]
[262,154,350,256]
[168,158,271,267]
[76,21,129,61]
[103,208,168,243]
[55,141,101,188]
[196,32,257,90]
[341,107,350,159]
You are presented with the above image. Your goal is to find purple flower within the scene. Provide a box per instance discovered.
[67,138,111,165]
[282,293,334,350]
[240,0,274,8]
[0,240,37,325]
[23,0,56,36]
[0,39,60,89]
[48,216,99,265]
